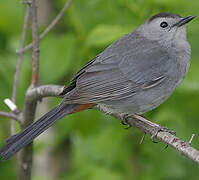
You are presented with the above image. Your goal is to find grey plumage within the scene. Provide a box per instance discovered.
[0,12,195,160]
[64,13,193,114]
[149,12,182,22]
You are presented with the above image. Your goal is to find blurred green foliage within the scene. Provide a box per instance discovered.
[0,0,199,179]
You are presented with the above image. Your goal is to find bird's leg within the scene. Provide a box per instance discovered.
[118,113,175,143]
[136,115,148,144]
[120,114,148,144]
[149,126,176,142]
[130,114,176,142]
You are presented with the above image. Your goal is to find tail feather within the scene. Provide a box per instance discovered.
[0,103,78,160]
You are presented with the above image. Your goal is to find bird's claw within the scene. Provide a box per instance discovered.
[120,114,132,129]
[150,126,176,143]
[139,132,146,144]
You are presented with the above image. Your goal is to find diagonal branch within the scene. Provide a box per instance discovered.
[17,0,73,54]
[110,113,199,165]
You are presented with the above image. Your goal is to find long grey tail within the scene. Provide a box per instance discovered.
[0,103,78,160]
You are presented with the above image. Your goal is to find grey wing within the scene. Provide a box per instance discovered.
[64,33,171,104]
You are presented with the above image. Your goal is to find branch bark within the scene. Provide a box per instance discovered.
[110,113,199,165]
[17,0,73,54]
[17,1,40,179]
[30,0,40,87]
[15,85,63,180]
[26,85,64,101]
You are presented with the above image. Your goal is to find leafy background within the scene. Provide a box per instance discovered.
[0,0,199,179]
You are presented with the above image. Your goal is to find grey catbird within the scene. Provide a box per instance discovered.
[0,12,195,160]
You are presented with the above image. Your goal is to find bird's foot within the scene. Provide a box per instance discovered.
[120,114,132,129]
[150,126,176,143]
[139,132,146,144]
[131,114,176,144]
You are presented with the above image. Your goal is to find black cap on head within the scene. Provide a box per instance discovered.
[149,12,182,22]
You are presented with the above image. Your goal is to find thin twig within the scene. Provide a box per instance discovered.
[0,111,19,121]
[189,134,195,145]
[157,132,199,164]
[26,85,64,100]
[30,0,40,86]
[11,7,30,135]
[12,7,30,104]
[16,0,73,54]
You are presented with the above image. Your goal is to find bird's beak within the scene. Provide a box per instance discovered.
[172,16,196,27]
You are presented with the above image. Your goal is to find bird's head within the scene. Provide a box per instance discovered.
[138,12,195,42]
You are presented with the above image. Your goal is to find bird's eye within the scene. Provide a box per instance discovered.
[160,21,168,28]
